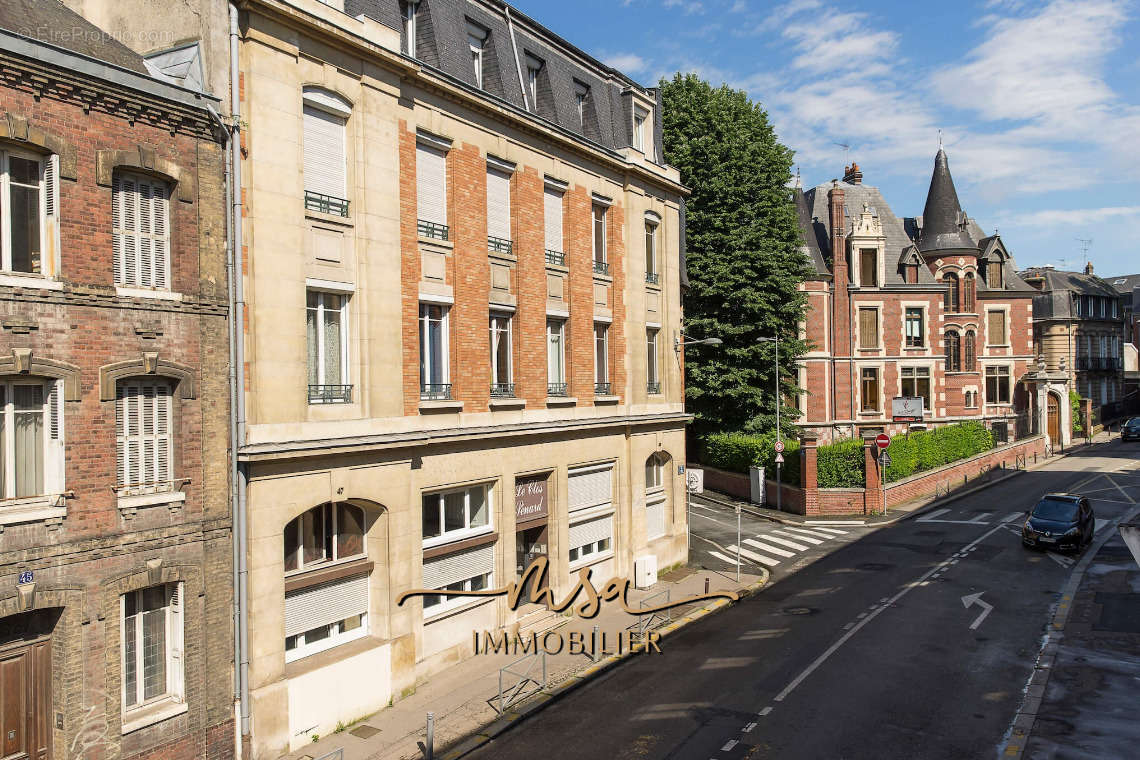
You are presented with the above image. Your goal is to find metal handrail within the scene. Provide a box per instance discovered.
[645,272,659,285]
[420,383,453,400]
[547,382,568,397]
[490,382,516,398]
[594,382,611,395]
[545,249,565,266]
[593,260,610,276]
[304,191,350,217]
[646,381,661,395]
[488,236,513,256]
[308,384,353,404]
[498,651,547,714]
[418,219,450,241]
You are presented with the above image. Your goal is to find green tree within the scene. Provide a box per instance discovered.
[661,73,811,437]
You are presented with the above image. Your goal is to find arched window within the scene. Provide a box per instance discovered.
[284,502,366,573]
[963,273,975,313]
[964,331,976,372]
[945,330,961,372]
[944,273,960,313]
[645,453,669,540]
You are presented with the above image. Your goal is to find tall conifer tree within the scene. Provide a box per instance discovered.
[661,73,810,436]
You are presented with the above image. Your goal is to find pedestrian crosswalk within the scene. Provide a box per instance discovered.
[711,525,853,570]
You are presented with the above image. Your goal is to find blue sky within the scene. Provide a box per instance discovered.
[512,0,1140,278]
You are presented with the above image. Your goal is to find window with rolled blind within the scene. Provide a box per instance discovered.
[284,572,369,661]
[569,514,612,564]
[543,185,563,255]
[422,543,494,617]
[302,89,351,208]
[646,495,666,540]
[486,166,511,248]
[417,142,448,230]
[858,308,879,348]
[116,380,173,492]
[112,173,170,289]
[987,311,1007,344]
[568,464,613,512]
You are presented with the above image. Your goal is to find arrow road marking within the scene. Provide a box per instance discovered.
[1047,552,1075,568]
[961,591,994,630]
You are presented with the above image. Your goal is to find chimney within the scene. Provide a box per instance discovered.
[1084,261,1094,275]
[842,162,863,184]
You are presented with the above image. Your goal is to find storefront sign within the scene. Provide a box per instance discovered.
[515,475,548,523]
[892,396,924,422]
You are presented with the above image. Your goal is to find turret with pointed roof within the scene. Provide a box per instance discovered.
[918,148,975,253]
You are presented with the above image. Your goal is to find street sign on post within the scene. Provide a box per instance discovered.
[774,440,785,453]
[880,451,892,468]
[875,433,890,450]
[774,453,784,464]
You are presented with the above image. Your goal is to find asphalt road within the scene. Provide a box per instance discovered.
[468,438,1140,760]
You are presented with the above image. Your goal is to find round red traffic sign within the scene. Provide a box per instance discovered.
[774,440,785,453]
[875,433,890,449]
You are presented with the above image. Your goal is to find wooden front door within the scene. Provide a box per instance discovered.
[0,638,51,760]
[1047,393,1061,444]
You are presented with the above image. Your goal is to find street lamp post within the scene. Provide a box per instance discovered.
[674,332,723,564]
[759,335,781,512]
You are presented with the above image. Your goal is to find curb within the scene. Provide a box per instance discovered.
[436,569,771,760]
[1000,500,1140,758]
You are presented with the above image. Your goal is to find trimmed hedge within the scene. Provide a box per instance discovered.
[816,438,866,488]
[703,432,801,484]
[882,421,994,483]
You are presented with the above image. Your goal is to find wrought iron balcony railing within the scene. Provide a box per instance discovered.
[545,249,566,267]
[488,236,513,256]
[645,272,659,285]
[418,219,450,241]
[420,383,453,400]
[593,260,610,276]
[594,382,612,395]
[305,191,350,217]
[490,382,516,398]
[547,382,568,397]
[646,381,661,395]
[308,384,353,404]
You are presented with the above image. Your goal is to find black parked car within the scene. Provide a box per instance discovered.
[1123,417,1140,442]
[1022,493,1094,552]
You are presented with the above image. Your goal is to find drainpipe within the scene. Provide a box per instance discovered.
[229,2,251,755]
[504,6,529,111]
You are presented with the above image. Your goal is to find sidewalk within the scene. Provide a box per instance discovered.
[1004,502,1140,758]
[287,565,764,760]
[705,430,1119,527]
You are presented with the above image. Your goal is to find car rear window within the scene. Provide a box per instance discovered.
[1032,499,1078,521]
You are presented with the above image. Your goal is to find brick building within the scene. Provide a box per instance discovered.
[794,150,1050,444]
[0,3,233,758]
[225,0,688,755]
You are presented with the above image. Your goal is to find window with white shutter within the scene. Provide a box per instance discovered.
[0,379,64,500]
[543,185,564,264]
[486,165,512,254]
[122,583,184,711]
[112,172,170,289]
[2,149,53,276]
[568,464,613,512]
[283,572,369,662]
[302,88,351,216]
[416,141,448,240]
[646,496,666,540]
[116,380,174,495]
[422,543,494,617]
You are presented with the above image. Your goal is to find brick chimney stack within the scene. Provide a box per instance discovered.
[828,180,852,419]
[842,162,863,184]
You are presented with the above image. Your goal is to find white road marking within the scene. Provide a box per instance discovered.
[771,522,1010,704]
[744,538,796,558]
[776,528,824,545]
[1002,511,1024,523]
[721,739,738,751]
[759,706,773,716]
[806,520,865,526]
[690,510,738,530]
[806,525,849,536]
[761,534,811,551]
[708,550,747,566]
[856,612,867,619]
[1047,553,1075,568]
[742,722,757,733]
[917,508,951,522]
[785,526,843,540]
[727,545,780,567]
[961,592,994,630]
[843,622,854,630]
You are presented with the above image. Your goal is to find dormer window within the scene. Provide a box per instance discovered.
[859,248,877,286]
[467,23,488,89]
[401,1,418,58]
[633,107,648,152]
[525,54,543,111]
[985,259,1002,288]
[574,81,590,130]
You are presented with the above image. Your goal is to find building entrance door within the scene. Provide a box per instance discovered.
[1047,393,1061,444]
[515,525,549,605]
[0,636,52,760]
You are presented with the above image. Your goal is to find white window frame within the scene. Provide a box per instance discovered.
[0,378,64,501]
[115,379,174,493]
[543,181,565,255]
[121,583,184,714]
[904,307,924,348]
[0,148,48,276]
[284,502,367,576]
[633,106,650,153]
[421,484,493,549]
[646,328,660,390]
[307,290,350,400]
[419,302,450,394]
[899,366,931,410]
[490,313,513,387]
[574,82,589,129]
[568,514,613,568]
[525,55,542,110]
[422,567,493,619]
[402,0,418,57]
[302,89,351,204]
[285,608,368,663]
[645,218,657,278]
[467,23,487,89]
[592,204,607,265]
[547,318,566,387]
[594,322,609,386]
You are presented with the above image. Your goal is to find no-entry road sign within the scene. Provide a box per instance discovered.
[774,440,785,453]
[875,433,890,449]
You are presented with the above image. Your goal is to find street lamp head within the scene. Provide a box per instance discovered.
[704,337,723,346]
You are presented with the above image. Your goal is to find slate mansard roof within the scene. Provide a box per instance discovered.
[345,0,664,162]
[797,148,1033,294]
[1019,268,1125,321]
[0,0,150,73]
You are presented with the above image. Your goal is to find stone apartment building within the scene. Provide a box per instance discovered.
[794,151,1055,444]
[1108,272,1139,401]
[0,3,233,759]
[225,0,688,755]
[1021,264,1127,410]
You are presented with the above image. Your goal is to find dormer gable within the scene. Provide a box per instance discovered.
[848,202,886,288]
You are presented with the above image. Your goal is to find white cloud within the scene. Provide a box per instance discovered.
[663,0,705,14]
[993,206,1140,228]
[604,52,649,74]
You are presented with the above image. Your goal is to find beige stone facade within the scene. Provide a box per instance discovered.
[235,1,689,755]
